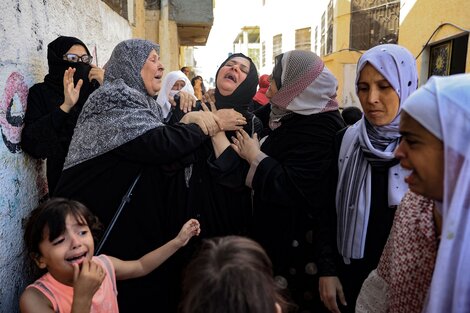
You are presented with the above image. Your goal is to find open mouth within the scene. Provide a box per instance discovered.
[224,73,237,83]
[66,252,87,264]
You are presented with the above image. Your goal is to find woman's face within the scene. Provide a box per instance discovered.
[141,49,165,96]
[65,45,89,62]
[265,74,278,99]
[172,80,186,91]
[395,112,444,201]
[216,57,250,96]
[357,63,400,126]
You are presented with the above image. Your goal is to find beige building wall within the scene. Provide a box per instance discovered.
[132,0,146,38]
[399,0,470,84]
[144,8,181,71]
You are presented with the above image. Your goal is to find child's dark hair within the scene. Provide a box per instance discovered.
[180,236,290,313]
[24,198,102,259]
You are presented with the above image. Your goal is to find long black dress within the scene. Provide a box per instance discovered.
[54,123,207,313]
[22,36,98,192]
[251,107,345,312]
[317,128,398,313]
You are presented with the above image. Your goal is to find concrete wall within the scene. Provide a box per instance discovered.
[0,1,132,312]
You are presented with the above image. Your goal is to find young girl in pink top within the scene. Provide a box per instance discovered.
[19,198,200,313]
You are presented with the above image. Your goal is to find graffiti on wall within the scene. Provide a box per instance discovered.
[0,72,28,153]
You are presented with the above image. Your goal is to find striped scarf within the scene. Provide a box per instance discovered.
[336,119,409,263]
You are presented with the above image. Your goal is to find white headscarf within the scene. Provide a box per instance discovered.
[336,44,418,262]
[402,73,470,312]
[156,70,195,118]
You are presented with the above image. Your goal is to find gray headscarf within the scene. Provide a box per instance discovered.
[64,39,164,169]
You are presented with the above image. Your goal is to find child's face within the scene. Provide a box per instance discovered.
[36,214,95,286]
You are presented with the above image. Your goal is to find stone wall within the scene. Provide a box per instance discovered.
[0,1,132,311]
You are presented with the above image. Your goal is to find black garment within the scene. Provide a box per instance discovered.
[317,128,398,313]
[167,107,262,239]
[162,52,262,239]
[251,110,345,313]
[21,36,98,192]
[21,82,98,192]
[54,123,207,313]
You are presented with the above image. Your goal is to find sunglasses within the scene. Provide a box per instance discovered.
[63,53,93,65]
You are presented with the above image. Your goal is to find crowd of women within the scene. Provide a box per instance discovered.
[18,35,470,313]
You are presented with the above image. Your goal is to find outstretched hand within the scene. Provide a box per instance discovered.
[61,67,83,113]
[176,219,201,247]
[230,129,261,163]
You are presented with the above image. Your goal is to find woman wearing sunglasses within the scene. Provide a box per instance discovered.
[21,36,104,193]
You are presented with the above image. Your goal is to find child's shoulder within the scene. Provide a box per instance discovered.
[20,286,54,313]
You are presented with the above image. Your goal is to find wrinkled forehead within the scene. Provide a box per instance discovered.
[225,56,250,68]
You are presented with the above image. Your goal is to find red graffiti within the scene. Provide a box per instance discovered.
[1,72,28,153]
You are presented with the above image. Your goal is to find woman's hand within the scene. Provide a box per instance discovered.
[169,91,197,113]
[88,64,105,86]
[60,67,83,113]
[230,129,260,163]
[180,111,220,136]
[202,88,216,106]
[200,101,246,131]
[175,219,201,247]
[319,276,347,313]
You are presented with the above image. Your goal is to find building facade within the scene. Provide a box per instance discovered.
[256,0,469,108]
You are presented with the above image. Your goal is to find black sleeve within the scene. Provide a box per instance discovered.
[21,85,68,159]
[251,122,336,210]
[316,127,347,276]
[113,123,208,164]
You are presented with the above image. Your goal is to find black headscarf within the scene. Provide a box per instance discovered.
[44,36,96,109]
[214,53,262,135]
[272,53,283,90]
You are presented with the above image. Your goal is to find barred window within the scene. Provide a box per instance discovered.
[273,34,282,62]
[295,27,311,51]
[314,26,318,55]
[327,0,333,54]
[350,0,399,50]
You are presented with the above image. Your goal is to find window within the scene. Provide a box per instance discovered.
[273,34,282,62]
[429,34,468,78]
[248,48,260,70]
[314,26,318,55]
[262,41,266,67]
[295,27,311,51]
[327,0,333,54]
[350,0,399,50]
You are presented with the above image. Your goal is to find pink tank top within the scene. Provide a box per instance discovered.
[28,255,119,313]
